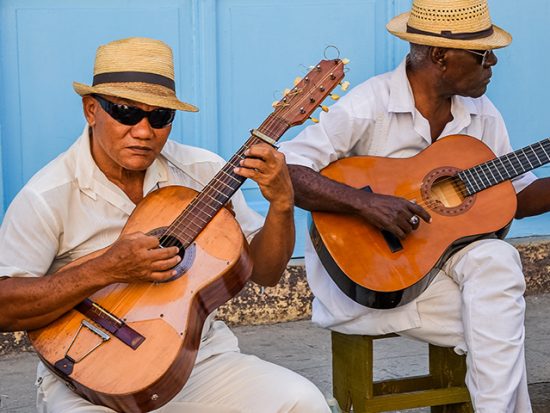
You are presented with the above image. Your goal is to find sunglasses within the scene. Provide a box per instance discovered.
[464,49,493,67]
[92,94,176,129]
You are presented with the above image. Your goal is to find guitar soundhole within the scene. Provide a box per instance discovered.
[421,167,475,216]
[147,227,196,282]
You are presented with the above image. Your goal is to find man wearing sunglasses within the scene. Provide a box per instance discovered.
[279,0,550,412]
[0,37,330,412]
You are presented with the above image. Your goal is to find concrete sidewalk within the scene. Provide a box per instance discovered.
[1,294,549,412]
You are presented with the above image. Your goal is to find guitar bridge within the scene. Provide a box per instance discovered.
[75,298,146,349]
[54,319,110,376]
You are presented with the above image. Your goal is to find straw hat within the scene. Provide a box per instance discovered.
[386,0,511,50]
[73,37,198,112]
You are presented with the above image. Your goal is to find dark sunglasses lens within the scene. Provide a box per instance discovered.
[109,104,144,126]
[148,109,175,128]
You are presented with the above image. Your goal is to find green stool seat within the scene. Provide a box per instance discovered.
[332,332,473,413]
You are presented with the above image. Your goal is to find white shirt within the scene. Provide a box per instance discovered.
[279,58,536,335]
[0,126,263,280]
[0,126,267,392]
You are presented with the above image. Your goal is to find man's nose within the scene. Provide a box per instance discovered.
[130,116,154,138]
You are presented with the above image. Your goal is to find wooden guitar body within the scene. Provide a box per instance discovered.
[26,58,347,412]
[28,186,252,412]
[310,135,518,309]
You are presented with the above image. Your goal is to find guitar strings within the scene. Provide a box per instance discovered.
[107,64,346,314]
[158,64,343,246]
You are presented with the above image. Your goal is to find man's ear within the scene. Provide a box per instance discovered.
[431,47,448,69]
[82,95,97,126]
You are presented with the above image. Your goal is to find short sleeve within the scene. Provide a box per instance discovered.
[0,187,60,278]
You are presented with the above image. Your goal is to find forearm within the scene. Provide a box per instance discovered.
[288,164,364,213]
[516,178,550,218]
[248,204,295,287]
[0,261,109,332]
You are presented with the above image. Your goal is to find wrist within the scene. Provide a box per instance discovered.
[268,199,294,215]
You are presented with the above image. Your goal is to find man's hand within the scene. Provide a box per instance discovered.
[95,232,181,283]
[234,143,294,213]
[357,192,431,239]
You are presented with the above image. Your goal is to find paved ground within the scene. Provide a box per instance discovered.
[1,294,549,412]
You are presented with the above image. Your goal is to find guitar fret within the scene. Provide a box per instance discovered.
[480,165,494,187]
[522,148,534,168]
[497,158,512,180]
[473,166,490,189]
[460,137,550,196]
[459,170,478,195]
[503,155,519,175]
[540,140,550,158]
[485,163,498,185]
[512,152,527,173]
[529,146,542,164]
[490,159,505,181]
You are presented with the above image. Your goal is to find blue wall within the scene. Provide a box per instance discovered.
[0,0,548,256]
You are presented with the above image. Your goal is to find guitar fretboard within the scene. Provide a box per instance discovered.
[162,114,290,248]
[458,138,550,195]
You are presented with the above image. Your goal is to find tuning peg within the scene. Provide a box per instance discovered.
[309,116,319,123]
[294,77,302,86]
[272,101,279,108]
[340,81,350,91]
[320,105,329,112]
[283,88,291,96]
[342,58,350,65]
[330,94,340,101]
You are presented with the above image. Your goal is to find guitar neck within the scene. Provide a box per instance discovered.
[168,114,290,248]
[458,138,550,195]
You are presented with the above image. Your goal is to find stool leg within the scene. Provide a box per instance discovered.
[332,332,374,413]
[429,345,473,413]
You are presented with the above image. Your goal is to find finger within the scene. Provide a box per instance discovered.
[233,166,260,179]
[245,143,276,159]
[239,157,266,172]
[410,203,432,223]
[149,269,179,282]
[130,233,161,249]
[385,224,407,240]
[148,246,180,260]
[150,254,182,271]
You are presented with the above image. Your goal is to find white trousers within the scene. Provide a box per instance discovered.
[399,239,531,413]
[36,320,330,413]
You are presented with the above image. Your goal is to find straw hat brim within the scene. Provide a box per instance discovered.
[387,12,512,50]
[73,81,199,112]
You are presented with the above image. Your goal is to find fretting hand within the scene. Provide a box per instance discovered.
[234,143,294,213]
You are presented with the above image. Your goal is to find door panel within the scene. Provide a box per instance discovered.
[0,0,548,258]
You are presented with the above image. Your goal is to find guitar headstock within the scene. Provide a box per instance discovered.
[273,59,347,127]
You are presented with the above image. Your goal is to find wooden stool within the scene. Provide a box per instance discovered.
[332,332,473,413]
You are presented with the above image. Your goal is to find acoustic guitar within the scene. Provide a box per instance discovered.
[28,59,346,412]
[310,134,549,309]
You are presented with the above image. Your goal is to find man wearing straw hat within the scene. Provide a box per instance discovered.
[280,0,550,411]
[0,37,330,412]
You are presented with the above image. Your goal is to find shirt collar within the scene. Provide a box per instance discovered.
[388,57,481,117]
[388,58,415,114]
[387,57,481,139]
[74,124,169,202]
